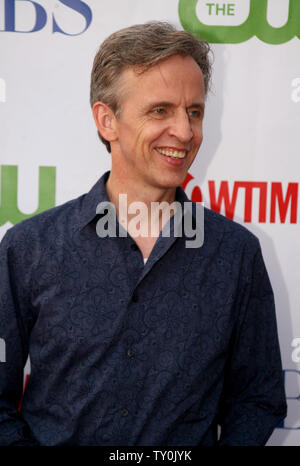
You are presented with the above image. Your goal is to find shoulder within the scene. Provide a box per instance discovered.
[2,193,85,253]
[200,205,261,259]
[205,206,259,242]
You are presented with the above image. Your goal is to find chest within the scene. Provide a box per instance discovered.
[132,235,159,259]
[30,242,238,370]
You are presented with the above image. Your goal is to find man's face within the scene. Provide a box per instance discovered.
[111,54,205,190]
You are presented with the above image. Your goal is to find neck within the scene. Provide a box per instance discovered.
[106,171,176,206]
[105,168,178,238]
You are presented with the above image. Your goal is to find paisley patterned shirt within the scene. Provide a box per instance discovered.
[0,170,287,445]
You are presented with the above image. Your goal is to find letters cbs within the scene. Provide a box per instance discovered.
[0,0,92,35]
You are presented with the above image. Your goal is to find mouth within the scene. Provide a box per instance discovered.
[155,147,187,159]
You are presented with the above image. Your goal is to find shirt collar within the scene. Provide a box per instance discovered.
[78,170,194,231]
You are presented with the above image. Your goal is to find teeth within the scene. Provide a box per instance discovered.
[156,148,186,159]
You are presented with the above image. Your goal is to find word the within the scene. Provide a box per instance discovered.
[0,78,5,102]
[206,3,235,16]
[0,165,56,226]
[291,78,300,103]
[179,0,300,44]
[291,338,300,363]
[183,174,299,224]
[153,450,192,461]
[0,0,92,35]
[96,195,204,249]
[0,338,5,362]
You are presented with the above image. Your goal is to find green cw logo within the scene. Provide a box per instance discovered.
[178,0,300,44]
[0,165,56,226]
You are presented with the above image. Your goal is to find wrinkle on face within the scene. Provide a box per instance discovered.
[110,54,205,192]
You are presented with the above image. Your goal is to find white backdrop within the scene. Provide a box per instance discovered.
[0,0,299,446]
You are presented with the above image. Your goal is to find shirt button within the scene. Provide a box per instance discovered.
[127,349,134,358]
[131,244,138,251]
[132,292,139,303]
[121,409,129,417]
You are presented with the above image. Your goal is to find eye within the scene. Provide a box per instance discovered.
[153,108,165,115]
[188,109,202,119]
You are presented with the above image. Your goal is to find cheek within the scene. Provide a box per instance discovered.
[117,120,140,151]
[123,118,158,147]
[198,132,203,146]
[142,122,170,147]
[193,124,203,146]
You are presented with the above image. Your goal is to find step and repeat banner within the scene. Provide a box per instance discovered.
[0,0,299,446]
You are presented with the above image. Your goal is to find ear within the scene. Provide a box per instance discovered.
[92,102,118,143]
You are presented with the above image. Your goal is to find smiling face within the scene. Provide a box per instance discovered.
[109,55,205,192]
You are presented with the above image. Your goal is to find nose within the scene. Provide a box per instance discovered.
[168,110,193,143]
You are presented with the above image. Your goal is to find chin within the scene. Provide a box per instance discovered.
[155,172,187,189]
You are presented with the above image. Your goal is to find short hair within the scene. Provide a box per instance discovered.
[90,21,212,152]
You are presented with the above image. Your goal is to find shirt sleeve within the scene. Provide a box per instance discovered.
[0,230,38,446]
[217,240,287,446]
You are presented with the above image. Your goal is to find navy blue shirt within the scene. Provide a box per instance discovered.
[0,171,287,446]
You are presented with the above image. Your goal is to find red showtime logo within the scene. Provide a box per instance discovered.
[182,173,299,224]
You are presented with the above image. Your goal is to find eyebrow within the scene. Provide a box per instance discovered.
[142,101,205,113]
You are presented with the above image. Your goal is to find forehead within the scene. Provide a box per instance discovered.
[119,55,205,105]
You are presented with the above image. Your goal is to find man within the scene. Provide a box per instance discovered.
[0,22,286,446]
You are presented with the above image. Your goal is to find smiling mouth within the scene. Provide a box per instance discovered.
[155,147,187,159]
